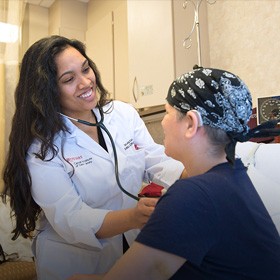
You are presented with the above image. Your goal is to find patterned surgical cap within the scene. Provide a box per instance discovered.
[166,67,252,136]
[167,67,254,165]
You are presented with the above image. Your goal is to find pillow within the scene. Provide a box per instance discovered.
[236,142,280,234]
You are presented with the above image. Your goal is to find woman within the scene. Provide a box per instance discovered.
[69,67,280,280]
[2,35,185,279]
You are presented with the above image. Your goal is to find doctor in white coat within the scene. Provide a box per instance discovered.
[2,35,185,280]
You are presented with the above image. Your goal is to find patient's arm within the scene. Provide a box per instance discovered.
[68,241,186,280]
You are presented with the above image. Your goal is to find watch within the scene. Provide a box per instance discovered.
[257,96,280,124]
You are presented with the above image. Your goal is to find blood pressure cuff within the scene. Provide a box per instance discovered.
[138,182,166,198]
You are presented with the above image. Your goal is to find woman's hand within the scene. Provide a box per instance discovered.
[130,197,158,228]
[95,197,158,239]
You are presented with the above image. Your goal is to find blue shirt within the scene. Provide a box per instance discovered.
[136,159,280,280]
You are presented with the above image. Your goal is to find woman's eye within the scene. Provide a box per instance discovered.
[83,66,90,73]
[63,77,73,83]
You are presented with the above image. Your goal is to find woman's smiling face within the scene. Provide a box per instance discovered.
[56,46,98,118]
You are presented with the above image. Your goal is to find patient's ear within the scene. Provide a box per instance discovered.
[185,110,201,138]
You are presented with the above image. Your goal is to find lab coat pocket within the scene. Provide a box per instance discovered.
[123,148,145,177]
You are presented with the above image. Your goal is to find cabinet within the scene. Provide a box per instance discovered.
[86,0,175,108]
[86,0,210,108]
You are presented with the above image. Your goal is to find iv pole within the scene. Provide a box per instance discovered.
[183,0,216,67]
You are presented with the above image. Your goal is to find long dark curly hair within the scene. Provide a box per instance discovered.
[2,35,111,240]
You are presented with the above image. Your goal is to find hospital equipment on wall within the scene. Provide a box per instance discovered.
[183,0,216,66]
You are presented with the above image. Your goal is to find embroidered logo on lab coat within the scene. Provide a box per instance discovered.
[124,139,134,150]
[66,156,93,168]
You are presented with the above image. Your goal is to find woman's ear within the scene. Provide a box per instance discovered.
[185,110,202,137]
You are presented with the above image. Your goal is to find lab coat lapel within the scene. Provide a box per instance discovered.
[76,131,111,160]
[62,116,112,161]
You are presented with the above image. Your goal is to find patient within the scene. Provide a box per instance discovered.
[69,67,280,280]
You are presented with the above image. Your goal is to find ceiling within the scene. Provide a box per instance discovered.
[24,0,89,8]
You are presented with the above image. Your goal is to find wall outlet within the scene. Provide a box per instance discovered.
[141,85,153,96]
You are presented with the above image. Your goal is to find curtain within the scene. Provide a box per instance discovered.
[0,0,25,192]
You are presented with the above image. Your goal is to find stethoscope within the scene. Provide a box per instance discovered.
[60,107,140,201]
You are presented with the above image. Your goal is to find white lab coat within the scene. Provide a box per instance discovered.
[27,101,184,280]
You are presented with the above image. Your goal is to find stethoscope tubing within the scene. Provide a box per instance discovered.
[60,108,140,201]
